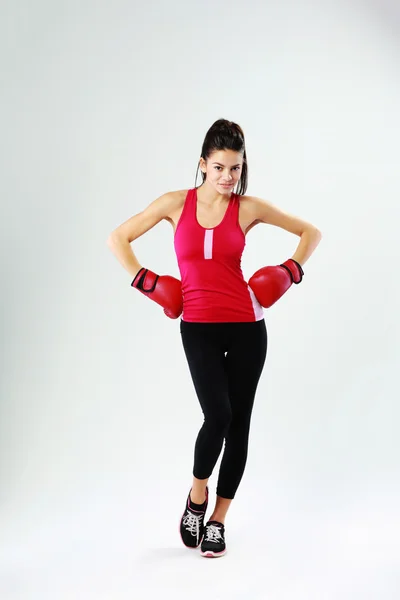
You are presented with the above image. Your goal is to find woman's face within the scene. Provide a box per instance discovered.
[200,149,243,194]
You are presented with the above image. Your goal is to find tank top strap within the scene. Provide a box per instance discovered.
[188,187,198,218]
[224,192,240,226]
[179,188,196,223]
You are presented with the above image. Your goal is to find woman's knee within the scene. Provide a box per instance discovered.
[204,409,232,436]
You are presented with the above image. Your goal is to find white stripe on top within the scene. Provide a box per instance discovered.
[204,229,214,260]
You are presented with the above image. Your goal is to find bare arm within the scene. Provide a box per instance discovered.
[247,196,322,265]
[106,191,182,277]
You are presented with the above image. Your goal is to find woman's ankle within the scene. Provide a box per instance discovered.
[208,514,225,524]
[190,489,207,505]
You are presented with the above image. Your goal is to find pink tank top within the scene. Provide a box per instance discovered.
[174,187,264,323]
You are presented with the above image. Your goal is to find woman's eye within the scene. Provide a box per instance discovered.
[214,166,241,171]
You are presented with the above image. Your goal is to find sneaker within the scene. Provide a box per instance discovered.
[179,486,209,548]
[200,520,226,558]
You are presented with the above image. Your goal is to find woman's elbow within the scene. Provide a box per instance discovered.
[106,231,122,247]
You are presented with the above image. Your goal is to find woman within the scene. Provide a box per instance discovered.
[107,119,322,558]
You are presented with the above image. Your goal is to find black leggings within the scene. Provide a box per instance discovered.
[180,319,267,499]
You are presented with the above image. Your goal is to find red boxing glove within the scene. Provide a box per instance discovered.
[131,268,183,319]
[248,259,304,308]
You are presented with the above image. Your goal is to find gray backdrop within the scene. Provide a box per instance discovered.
[1,0,399,598]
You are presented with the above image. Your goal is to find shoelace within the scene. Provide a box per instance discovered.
[183,510,205,540]
[204,524,223,543]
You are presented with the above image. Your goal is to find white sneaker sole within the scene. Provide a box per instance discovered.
[200,548,227,558]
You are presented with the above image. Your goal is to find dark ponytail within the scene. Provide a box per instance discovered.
[195,118,248,195]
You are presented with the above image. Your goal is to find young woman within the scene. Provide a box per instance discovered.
[107,119,322,558]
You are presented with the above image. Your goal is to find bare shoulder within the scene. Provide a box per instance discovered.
[147,188,187,212]
[108,189,188,243]
[160,188,188,219]
[238,194,320,236]
[237,194,258,213]
[238,194,271,215]
[165,189,188,210]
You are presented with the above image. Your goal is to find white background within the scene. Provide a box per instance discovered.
[1,0,399,598]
